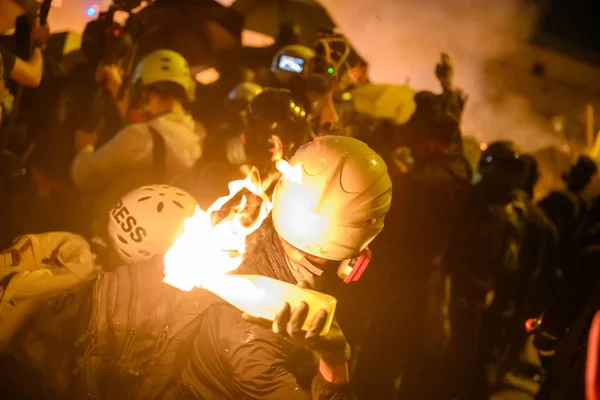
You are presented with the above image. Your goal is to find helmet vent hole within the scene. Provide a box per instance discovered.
[161,66,170,71]
[142,187,154,191]
[172,200,184,209]
[157,202,164,212]
[120,249,131,258]
[139,250,151,257]
[175,192,186,196]
[117,235,128,244]
[161,185,170,189]
[137,196,152,202]
[159,193,165,196]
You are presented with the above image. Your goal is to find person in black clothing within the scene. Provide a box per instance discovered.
[531,155,599,333]
[349,93,471,399]
[534,244,600,400]
[0,0,49,91]
[442,141,551,398]
[185,87,312,208]
[537,155,598,264]
[168,136,392,399]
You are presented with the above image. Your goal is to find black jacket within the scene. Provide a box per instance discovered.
[169,221,356,400]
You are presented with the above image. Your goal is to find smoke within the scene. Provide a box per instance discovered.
[319,0,559,151]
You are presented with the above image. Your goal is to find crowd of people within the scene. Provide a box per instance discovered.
[0,1,599,399]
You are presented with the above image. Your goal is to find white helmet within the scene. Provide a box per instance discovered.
[272,136,392,261]
[133,49,196,101]
[108,185,197,263]
[270,45,315,83]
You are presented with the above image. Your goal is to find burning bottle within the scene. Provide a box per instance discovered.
[198,274,337,335]
[162,156,337,334]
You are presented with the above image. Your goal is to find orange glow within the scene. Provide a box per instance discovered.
[480,142,488,151]
[163,171,272,291]
[271,135,303,184]
[163,153,303,291]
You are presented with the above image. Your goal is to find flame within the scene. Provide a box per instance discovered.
[163,171,272,291]
[271,135,284,163]
[276,160,303,184]
[271,134,303,184]
[163,150,305,291]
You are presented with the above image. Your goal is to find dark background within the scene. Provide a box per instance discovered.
[538,0,599,56]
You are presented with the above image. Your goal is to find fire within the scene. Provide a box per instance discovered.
[271,134,303,184]
[276,160,303,184]
[163,142,304,292]
[163,171,272,291]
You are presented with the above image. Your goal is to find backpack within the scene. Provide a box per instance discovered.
[89,125,169,240]
[73,259,222,400]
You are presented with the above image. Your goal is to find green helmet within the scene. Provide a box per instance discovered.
[133,50,196,101]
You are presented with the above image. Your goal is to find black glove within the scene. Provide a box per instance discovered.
[243,282,350,365]
[272,301,350,365]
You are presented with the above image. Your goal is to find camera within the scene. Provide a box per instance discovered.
[278,55,305,73]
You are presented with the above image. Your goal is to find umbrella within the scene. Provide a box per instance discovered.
[230,0,335,46]
[349,84,417,125]
[134,0,243,66]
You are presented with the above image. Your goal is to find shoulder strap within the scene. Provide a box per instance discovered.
[148,124,167,180]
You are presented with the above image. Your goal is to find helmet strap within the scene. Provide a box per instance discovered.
[279,239,324,286]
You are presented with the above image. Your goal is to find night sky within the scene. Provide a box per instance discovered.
[540,0,600,55]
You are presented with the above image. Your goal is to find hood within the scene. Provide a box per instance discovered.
[148,112,204,168]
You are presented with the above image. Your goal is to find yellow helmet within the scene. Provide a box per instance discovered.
[133,50,196,101]
[272,136,392,261]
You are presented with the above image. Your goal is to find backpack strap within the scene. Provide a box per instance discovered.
[115,264,139,375]
[148,124,167,181]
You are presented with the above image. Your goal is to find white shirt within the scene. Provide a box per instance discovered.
[71,112,204,192]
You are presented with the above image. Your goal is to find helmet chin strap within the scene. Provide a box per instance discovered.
[279,239,324,287]
[294,254,325,277]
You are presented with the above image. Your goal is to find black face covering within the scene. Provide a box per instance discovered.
[235,218,297,284]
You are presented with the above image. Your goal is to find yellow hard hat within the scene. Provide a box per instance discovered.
[133,50,196,101]
[272,136,392,261]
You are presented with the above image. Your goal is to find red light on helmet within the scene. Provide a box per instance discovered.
[338,247,372,283]
[525,318,534,331]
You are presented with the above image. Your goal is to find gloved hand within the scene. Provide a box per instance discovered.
[243,282,350,365]
[273,300,350,365]
[52,234,96,278]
